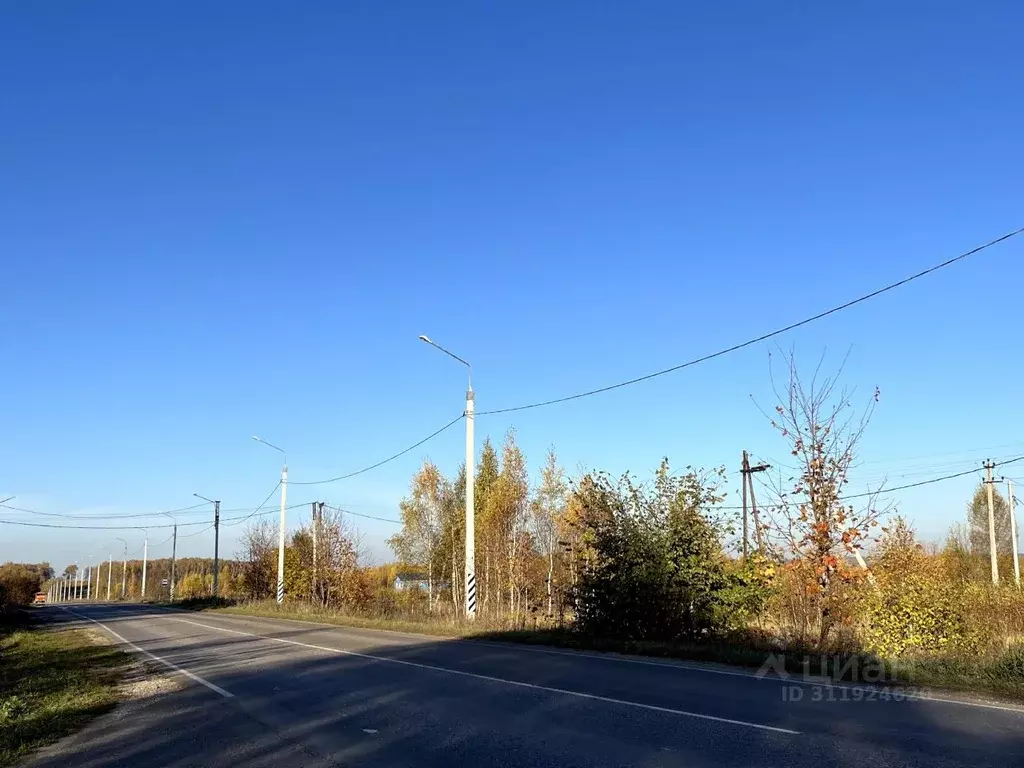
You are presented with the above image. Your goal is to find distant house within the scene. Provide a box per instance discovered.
[393,572,430,592]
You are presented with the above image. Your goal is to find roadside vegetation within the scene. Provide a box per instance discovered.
[0,617,129,767]
[172,352,1024,701]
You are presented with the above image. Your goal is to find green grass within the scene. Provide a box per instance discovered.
[0,619,129,767]
[177,598,1024,702]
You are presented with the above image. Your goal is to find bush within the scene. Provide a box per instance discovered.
[0,564,44,612]
[571,462,755,642]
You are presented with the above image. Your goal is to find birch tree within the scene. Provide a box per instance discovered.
[532,447,567,616]
[388,461,444,608]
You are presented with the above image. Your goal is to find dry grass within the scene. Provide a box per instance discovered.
[0,620,129,766]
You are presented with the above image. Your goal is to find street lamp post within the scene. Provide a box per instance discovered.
[194,494,222,597]
[253,436,287,604]
[418,335,476,619]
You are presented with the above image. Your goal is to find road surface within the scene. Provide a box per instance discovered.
[25,603,1024,767]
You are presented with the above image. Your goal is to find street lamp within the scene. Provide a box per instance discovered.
[419,334,476,619]
[253,435,288,604]
[194,493,222,597]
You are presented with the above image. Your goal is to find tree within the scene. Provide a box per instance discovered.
[435,464,465,613]
[532,447,567,616]
[759,351,883,648]
[0,563,47,610]
[486,430,530,618]
[966,483,1013,558]
[388,461,444,607]
[570,461,736,641]
[475,438,500,612]
[237,520,276,599]
[178,572,207,599]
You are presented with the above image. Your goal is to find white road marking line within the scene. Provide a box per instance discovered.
[170,617,798,734]
[362,729,378,734]
[174,610,1024,716]
[63,608,234,698]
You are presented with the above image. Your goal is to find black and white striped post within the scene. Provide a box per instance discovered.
[464,387,476,619]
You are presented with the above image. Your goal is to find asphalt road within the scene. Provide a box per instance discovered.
[24,603,1024,767]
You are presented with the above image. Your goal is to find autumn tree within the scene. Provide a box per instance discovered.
[287,505,366,609]
[237,519,277,599]
[475,438,500,612]
[388,461,444,607]
[966,483,1013,558]
[759,351,883,648]
[434,464,465,613]
[486,430,530,618]
[532,447,567,616]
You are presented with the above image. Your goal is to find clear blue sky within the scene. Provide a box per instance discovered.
[3,2,1023,571]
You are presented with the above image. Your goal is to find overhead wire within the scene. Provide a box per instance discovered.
[476,226,1024,415]
[716,455,1024,511]
[220,481,283,528]
[290,414,465,486]
[0,501,212,520]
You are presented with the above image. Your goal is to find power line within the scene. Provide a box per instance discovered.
[151,532,176,548]
[221,482,283,528]
[179,524,215,539]
[333,506,401,525]
[290,414,465,486]
[718,455,1024,511]
[0,518,187,531]
[0,501,211,520]
[477,226,1024,415]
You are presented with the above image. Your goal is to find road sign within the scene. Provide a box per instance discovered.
[160,579,169,586]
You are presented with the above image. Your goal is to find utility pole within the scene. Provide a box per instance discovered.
[741,451,749,559]
[465,385,476,619]
[195,494,221,597]
[1007,477,1021,588]
[252,437,289,604]
[213,500,221,597]
[118,538,127,599]
[141,535,148,599]
[740,452,770,556]
[984,460,1000,585]
[311,501,319,605]
[74,563,81,601]
[86,564,92,601]
[169,523,178,601]
[107,555,112,600]
[278,464,287,603]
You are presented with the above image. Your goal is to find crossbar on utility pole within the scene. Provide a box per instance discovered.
[740,452,770,558]
[984,460,1000,585]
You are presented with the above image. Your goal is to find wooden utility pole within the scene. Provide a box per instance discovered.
[740,452,770,557]
[984,460,999,585]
